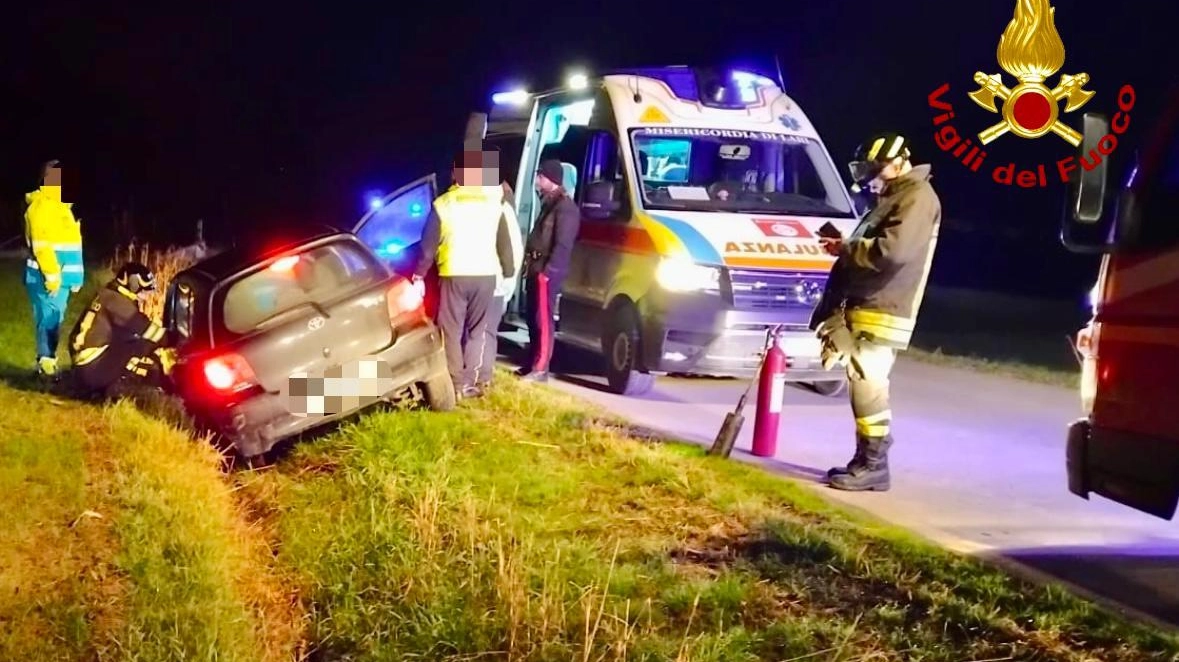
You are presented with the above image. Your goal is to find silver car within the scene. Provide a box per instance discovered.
[164,226,455,463]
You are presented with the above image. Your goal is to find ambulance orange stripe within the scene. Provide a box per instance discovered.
[577,223,657,255]
[723,256,834,271]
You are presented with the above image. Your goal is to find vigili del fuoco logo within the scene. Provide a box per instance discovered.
[926,0,1137,188]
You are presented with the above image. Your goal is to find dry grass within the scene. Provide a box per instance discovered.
[109,241,204,321]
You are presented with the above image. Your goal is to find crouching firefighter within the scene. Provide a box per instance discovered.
[68,262,176,400]
[809,132,942,492]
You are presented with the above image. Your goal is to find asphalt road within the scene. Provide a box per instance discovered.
[497,329,1179,630]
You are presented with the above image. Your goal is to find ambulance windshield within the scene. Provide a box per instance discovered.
[630,128,855,218]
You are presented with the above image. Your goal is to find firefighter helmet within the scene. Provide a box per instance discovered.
[115,262,157,294]
[849,132,911,186]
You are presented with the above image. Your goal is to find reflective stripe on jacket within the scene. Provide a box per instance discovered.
[24,186,84,289]
[824,164,941,350]
[69,282,165,367]
[435,185,509,277]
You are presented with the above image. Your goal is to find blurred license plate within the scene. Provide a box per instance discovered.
[284,358,396,417]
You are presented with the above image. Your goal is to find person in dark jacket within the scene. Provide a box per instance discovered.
[809,132,942,492]
[68,262,176,400]
[518,159,581,382]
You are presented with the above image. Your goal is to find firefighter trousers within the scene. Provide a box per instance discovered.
[525,273,562,373]
[846,337,897,442]
[437,275,496,390]
[76,340,170,399]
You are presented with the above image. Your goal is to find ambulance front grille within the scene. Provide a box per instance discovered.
[726,269,825,311]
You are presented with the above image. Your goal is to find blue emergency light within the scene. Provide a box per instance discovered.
[492,89,530,106]
[409,202,423,216]
[369,196,383,210]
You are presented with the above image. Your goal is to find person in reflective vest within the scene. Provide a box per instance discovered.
[414,147,515,399]
[809,132,942,492]
[25,160,85,377]
[68,262,176,400]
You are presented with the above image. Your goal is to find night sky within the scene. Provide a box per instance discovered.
[2,0,1174,296]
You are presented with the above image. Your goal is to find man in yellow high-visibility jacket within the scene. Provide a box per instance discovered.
[414,148,515,399]
[25,160,85,377]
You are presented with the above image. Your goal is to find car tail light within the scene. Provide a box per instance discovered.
[201,352,258,393]
[387,278,425,325]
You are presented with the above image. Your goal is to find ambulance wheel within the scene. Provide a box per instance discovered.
[809,379,847,397]
[603,305,655,396]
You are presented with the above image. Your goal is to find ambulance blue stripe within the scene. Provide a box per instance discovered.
[648,213,723,265]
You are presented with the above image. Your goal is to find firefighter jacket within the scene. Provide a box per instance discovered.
[414,184,515,279]
[68,281,168,370]
[524,191,580,280]
[812,164,941,350]
[24,185,84,291]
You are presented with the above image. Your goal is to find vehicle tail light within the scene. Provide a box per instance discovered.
[387,278,426,325]
[201,352,258,393]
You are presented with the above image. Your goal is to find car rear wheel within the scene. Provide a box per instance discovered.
[602,304,656,396]
[423,373,457,411]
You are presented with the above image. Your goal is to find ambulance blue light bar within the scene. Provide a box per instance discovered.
[731,70,776,103]
[492,89,531,106]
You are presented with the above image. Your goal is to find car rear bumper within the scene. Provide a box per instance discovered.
[1066,417,1179,521]
[214,323,448,457]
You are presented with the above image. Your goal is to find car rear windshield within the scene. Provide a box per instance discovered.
[221,239,386,336]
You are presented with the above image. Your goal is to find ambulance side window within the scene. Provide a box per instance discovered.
[579,130,630,221]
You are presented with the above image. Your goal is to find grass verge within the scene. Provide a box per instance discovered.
[236,378,1179,661]
[0,258,303,661]
[2,254,1173,660]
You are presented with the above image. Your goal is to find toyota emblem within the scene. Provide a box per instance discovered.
[307,316,326,331]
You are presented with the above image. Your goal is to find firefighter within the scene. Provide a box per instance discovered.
[414,147,516,399]
[25,160,85,378]
[809,132,942,492]
[518,159,580,383]
[68,262,176,400]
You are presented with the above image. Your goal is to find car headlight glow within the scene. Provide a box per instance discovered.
[656,258,720,292]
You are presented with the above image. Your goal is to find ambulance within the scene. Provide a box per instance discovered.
[354,66,861,396]
[1062,91,1179,521]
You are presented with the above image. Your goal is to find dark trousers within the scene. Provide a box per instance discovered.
[478,295,505,386]
[437,275,496,389]
[525,273,562,373]
[76,339,168,398]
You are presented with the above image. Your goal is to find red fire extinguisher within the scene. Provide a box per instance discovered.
[751,325,787,458]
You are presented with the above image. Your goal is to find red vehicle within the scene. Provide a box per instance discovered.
[1064,91,1179,521]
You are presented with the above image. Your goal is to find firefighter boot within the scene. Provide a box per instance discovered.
[826,435,869,479]
[828,435,892,492]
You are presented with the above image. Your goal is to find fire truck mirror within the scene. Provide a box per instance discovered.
[1071,113,1111,225]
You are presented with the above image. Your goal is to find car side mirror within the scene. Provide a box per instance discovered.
[581,180,623,220]
[1061,113,1116,253]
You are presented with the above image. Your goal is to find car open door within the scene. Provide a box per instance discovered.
[352,173,438,277]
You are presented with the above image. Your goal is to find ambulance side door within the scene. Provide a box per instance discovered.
[572,131,630,313]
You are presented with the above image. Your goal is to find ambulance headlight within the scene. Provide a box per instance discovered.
[656,257,720,292]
